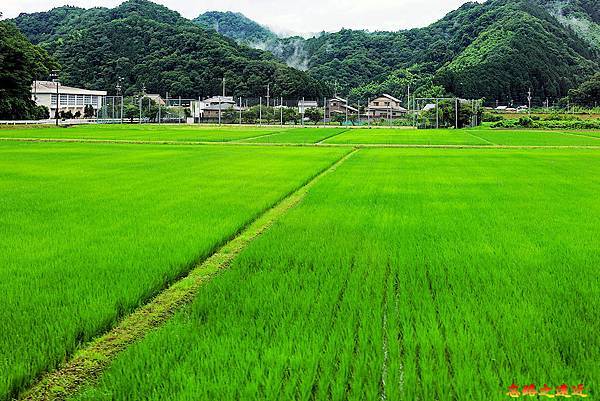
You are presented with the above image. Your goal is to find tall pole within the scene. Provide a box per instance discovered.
[323,97,326,127]
[280,97,283,127]
[218,95,222,126]
[435,98,439,129]
[266,84,270,110]
[301,97,305,127]
[239,97,242,125]
[367,98,371,127]
[50,70,60,126]
[455,98,459,129]
[178,96,182,124]
[259,97,262,126]
[357,100,360,125]
[528,88,532,116]
[345,98,348,125]
[223,77,226,98]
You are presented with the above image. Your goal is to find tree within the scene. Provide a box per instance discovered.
[304,107,322,124]
[0,20,56,119]
[83,104,95,118]
[569,73,600,107]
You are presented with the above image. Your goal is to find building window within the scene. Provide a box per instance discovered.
[91,96,99,107]
[68,95,76,106]
[76,95,84,105]
[84,95,92,105]
[51,95,57,105]
[374,102,379,106]
[60,94,68,105]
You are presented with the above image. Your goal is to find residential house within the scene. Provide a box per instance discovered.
[367,94,407,118]
[327,96,358,117]
[196,96,241,120]
[298,100,318,114]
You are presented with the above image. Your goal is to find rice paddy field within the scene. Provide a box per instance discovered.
[1,124,598,401]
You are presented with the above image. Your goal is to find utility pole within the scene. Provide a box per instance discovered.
[345,97,348,125]
[323,97,327,126]
[367,98,371,127]
[50,69,60,126]
[259,97,262,126]
[301,97,305,126]
[527,88,532,116]
[435,98,439,129]
[116,77,123,124]
[455,98,459,129]
[357,100,360,125]
[179,96,182,124]
[218,95,222,126]
[222,77,226,98]
[139,84,145,125]
[280,97,283,127]
[266,84,270,109]
[239,97,242,125]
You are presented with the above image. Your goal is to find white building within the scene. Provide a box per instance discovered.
[32,81,107,117]
[194,96,242,120]
[298,100,318,114]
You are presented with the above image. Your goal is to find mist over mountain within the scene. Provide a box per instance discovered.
[10,0,326,98]
[195,0,599,104]
[7,0,600,105]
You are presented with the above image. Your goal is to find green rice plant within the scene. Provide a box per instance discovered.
[0,124,293,142]
[73,148,600,400]
[470,128,600,145]
[243,128,347,144]
[323,128,491,145]
[0,142,348,400]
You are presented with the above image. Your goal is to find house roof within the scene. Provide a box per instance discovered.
[203,96,236,104]
[201,104,240,111]
[32,81,107,96]
[332,95,347,103]
[382,93,402,103]
[146,94,165,104]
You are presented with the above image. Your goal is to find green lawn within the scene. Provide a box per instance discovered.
[324,128,491,145]
[0,142,347,400]
[0,124,292,142]
[73,148,599,401]
[243,128,348,143]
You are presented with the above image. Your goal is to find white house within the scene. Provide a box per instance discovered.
[32,81,107,117]
[368,94,407,118]
[298,100,318,114]
[194,96,242,120]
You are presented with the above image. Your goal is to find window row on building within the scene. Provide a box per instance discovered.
[50,94,100,107]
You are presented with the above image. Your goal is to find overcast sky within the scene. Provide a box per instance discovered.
[1,0,482,34]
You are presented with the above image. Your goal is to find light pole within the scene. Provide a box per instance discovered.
[139,84,145,124]
[116,77,123,124]
[50,69,60,126]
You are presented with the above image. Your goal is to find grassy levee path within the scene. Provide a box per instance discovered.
[18,148,359,401]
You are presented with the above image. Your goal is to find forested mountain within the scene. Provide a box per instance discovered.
[8,0,600,105]
[196,0,599,104]
[0,16,56,119]
[11,0,326,98]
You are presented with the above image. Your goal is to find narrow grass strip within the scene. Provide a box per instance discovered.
[465,131,497,145]
[18,148,359,401]
[315,128,350,144]
[2,137,599,150]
